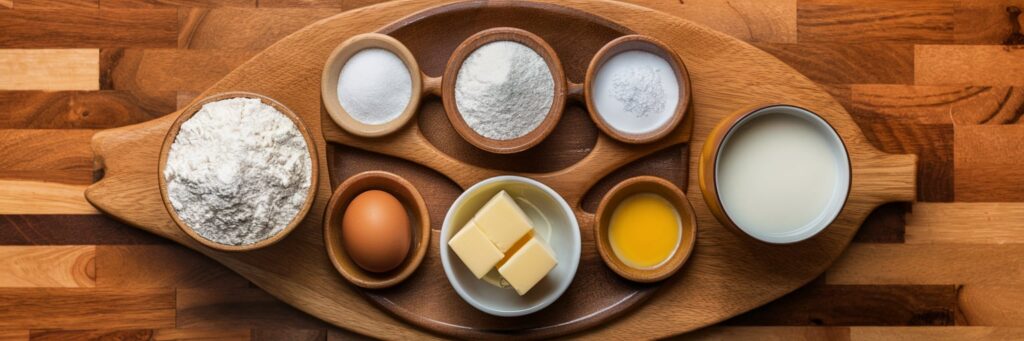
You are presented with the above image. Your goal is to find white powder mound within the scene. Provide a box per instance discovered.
[612,65,666,118]
[337,48,413,125]
[455,41,554,141]
[163,97,312,246]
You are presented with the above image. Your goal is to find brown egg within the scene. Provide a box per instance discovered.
[342,190,411,273]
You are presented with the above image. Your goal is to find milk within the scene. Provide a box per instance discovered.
[716,109,849,242]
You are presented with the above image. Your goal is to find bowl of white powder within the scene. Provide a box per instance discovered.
[322,33,424,137]
[159,92,318,251]
[441,27,567,154]
[584,35,690,144]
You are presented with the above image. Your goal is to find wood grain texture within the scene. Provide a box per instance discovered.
[0,331,26,341]
[13,0,99,9]
[176,288,331,329]
[629,0,797,43]
[102,0,256,8]
[906,203,1024,244]
[100,48,256,95]
[83,0,916,338]
[0,91,175,129]
[955,124,1024,201]
[954,0,1024,44]
[681,326,851,341]
[29,328,250,341]
[827,244,1024,285]
[852,202,908,243]
[754,43,914,84]
[0,49,98,90]
[852,327,1024,340]
[0,130,95,184]
[0,180,96,214]
[0,246,95,287]
[95,245,248,288]
[798,0,954,43]
[0,288,174,329]
[916,45,1024,86]
[0,215,168,245]
[959,286,1024,326]
[0,10,177,48]
[178,8,339,50]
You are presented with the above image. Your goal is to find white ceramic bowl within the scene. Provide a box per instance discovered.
[440,176,581,317]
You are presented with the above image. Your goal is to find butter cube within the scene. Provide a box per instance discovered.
[448,221,504,279]
[473,191,533,252]
[497,237,558,296]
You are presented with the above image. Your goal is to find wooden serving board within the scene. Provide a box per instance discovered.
[83,0,917,339]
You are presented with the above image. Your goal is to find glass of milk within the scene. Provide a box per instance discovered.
[699,105,851,244]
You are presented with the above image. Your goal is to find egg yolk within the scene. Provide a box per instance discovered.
[608,193,681,269]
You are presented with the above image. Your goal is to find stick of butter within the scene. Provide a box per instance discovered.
[498,237,558,296]
[448,221,504,279]
[472,191,533,252]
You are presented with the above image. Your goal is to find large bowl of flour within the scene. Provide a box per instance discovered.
[158,92,319,252]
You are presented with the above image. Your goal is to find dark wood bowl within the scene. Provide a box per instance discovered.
[323,171,431,289]
[158,91,319,252]
[594,176,697,283]
[584,35,691,144]
[441,27,567,154]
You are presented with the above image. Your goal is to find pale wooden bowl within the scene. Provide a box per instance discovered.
[323,171,431,289]
[158,91,319,252]
[322,33,439,138]
[584,35,691,144]
[594,176,697,283]
[441,27,567,154]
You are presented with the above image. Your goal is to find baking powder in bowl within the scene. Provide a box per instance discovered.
[337,48,413,125]
[163,97,312,246]
[592,50,680,135]
[455,41,554,140]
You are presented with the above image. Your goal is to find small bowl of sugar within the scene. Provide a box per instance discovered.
[322,33,429,137]
[441,27,568,154]
[584,35,691,144]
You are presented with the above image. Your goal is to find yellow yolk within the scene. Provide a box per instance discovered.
[608,193,681,269]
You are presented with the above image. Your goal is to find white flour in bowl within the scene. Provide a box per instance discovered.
[163,97,312,246]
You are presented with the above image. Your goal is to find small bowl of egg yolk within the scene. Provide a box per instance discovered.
[594,176,697,283]
[323,170,431,289]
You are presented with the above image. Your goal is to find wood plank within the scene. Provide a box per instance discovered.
[100,48,255,95]
[0,288,174,329]
[951,87,1024,125]
[954,125,1024,201]
[0,215,168,245]
[753,43,914,84]
[959,286,1024,326]
[680,326,850,340]
[0,130,95,185]
[851,85,1024,126]
[14,0,98,8]
[725,284,958,326]
[0,331,27,341]
[0,0,10,8]
[906,203,1024,244]
[102,0,255,8]
[916,45,1024,86]
[0,180,96,214]
[626,0,797,43]
[30,328,251,340]
[798,0,954,43]
[326,328,372,341]
[0,9,177,48]
[827,244,1024,285]
[252,329,326,341]
[179,8,339,50]
[177,91,199,109]
[853,202,908,243]
[0,49,98,90]
[255,0,342,8]
[851,327,1024,340]
[0,246,94,287]
[176,288,331,329]
[95,245,248,288]
[954,0,1024,44]
[0,91,175,129]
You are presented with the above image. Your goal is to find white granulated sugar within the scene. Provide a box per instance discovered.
[337,48,413,125]
[455,41,554,141]
[592,50,680,135]
[163,97,312,246]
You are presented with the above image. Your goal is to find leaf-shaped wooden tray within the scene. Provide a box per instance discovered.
[84,0,917,339]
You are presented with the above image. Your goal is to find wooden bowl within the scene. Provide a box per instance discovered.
[323,171,430,289]
[441,27,567,154]
[594,176,697,283]
[698,104,852,244]
[158,91,319,252]
[584,35,691,144]
[322,33,433,137]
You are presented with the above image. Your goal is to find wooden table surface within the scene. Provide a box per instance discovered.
[1,0,1022,340]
